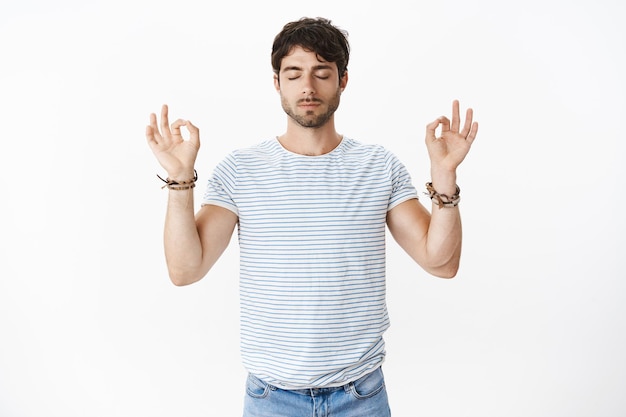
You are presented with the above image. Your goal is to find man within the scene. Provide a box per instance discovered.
[146,17,477,417]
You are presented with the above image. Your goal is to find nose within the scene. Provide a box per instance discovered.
[301,74,316,96]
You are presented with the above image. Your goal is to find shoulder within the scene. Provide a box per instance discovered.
[231,139,279,157]
[342,137,401,164]
[345,137,394,153]
[215,139,278,166]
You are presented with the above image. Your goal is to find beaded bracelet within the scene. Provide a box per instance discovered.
[425,182,461,209]
[157,170,198,190]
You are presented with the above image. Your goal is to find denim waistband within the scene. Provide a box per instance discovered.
[249,366,383,395]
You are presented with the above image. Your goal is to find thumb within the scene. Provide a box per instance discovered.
[185,120,201,149]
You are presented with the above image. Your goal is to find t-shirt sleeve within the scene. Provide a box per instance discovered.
[201,153,239,215]
[386,151,419,211]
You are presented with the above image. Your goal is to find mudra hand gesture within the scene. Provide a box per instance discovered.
[425,100,478,173]
[145,104,200,181]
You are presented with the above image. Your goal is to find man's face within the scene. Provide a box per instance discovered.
[274,46,348,129]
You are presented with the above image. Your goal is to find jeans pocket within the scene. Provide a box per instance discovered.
[246,374,272,399]
[349,367,386,400]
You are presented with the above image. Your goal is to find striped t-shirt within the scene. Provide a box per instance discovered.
[202,137,418,389]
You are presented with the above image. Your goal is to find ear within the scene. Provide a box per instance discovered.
[340,71,348,91]
[273,73,280,92]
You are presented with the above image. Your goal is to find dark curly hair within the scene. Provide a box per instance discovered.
[271,17,350,82]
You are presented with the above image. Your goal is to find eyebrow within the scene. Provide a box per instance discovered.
[281,64,334,73]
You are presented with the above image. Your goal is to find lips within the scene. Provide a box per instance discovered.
[298,100,322,110]
[298,98,322,105]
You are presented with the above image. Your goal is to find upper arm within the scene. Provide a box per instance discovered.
[195,204,238,277]
[387,197,463,278]
[386,198,431,268]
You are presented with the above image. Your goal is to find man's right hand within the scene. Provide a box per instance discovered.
[146,104,200,181]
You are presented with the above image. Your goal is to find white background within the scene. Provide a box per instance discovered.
[1,0,625,416]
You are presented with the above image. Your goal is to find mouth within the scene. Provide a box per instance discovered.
[298,98,322,104]
[298,99,322,110]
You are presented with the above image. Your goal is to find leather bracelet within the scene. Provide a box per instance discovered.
[166,183,196,191]
[425,182,461,209]
[157,169,198,190]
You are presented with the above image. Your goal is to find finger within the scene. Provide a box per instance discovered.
[145,124,155,144]
[465,121,479,146]
[186,120,201,148]
[460,107,474,138]
[147,113,162,143]
[146,124,162,152]
[171,118,187,137]
[425,117,442,141]
[450,99,460,132]
[160,104,172,137]
[149,112,158,131]
[439,116,451,133]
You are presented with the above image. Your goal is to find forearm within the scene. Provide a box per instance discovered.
[163,188,204,285]
[423,169,463,277]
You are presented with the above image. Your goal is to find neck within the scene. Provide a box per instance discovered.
[278,119,342,156]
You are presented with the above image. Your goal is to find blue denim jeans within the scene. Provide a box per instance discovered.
[242,367,391,417]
